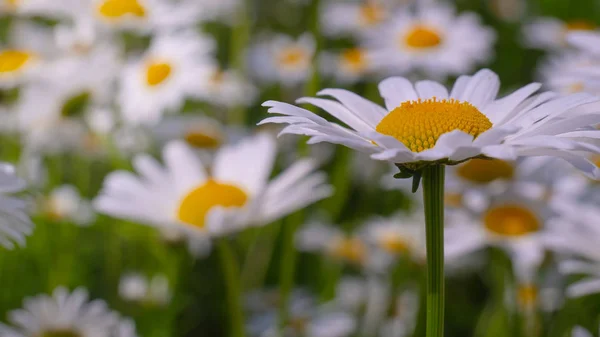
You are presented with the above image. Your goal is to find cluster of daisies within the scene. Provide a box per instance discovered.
[0,0,598,336]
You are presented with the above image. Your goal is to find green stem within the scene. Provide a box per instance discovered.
[422,165,445,337]
[217,239,245,337]
[278,213,303,330]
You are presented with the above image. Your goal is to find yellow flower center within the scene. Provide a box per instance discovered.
[456,159,515,184]
[177,179,248,229]
[210,70,225,84]
[340,48,367,72]
[376,98,493,153]
[484,205,540,237]
[5,0,19,8]
[0,50,34,74]
[404,25,442,49]
[445,192,463,208]
[97,0,146,19]
[565,20,595,31]
[379,236,410,255]
[184,130,222,149]
[567,82,585,93]
[359,3,384,26]
[517,284,537,308]
[41,330,81,337]
[277,47,307,68]
[145,62,172,87]
[330,237,367,264]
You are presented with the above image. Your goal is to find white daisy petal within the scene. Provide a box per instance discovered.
[378,77,418,111]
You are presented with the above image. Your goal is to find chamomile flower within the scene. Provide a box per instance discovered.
[538,52,600,96]
[444,187,552,269]
[0,286,130,337]
[0,163,33,250]
[261,68,600,177]
[364,3,495,78]
[201,68,257,108]
[320,48,374,84]
[94,133,331,242]
[360,212,426,268]
[118,30,216,125]
[40,185,95,226]
[321,0,391,38]
[296,221,369,267]
[522,17,598,51]
[249,33,315,87]
[119,273,172,306]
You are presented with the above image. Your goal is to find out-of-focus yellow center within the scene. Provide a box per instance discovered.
[340,48,367,72]
[0,50,33,74]
[277,47,307,68]
[376,98,492,153]
[359,3,384,26]
[445,192,463,208]
[517,285,538,308]
[184,131,222,149]
[567,82,585,93]
[404,25,442,49]
[177,180,248,229]
[145,62,172,87]
[456,159,515,184]
[565,20,595,31]
[97,0,146,19]
[41,330,81,337]
[379,236,410,255]
[210,70,225,84]
[5,0,19,8]
[484,205,540,237]
[330,237,366,264]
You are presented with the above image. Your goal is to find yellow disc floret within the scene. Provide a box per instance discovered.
[146,62,172,87]
[97,0,146,19]
[404,25,442,49]
[0,50,33,74]
[177,180,248,229]
[456,159,515,184]
[375,98,492,153]
[484,204,540,237]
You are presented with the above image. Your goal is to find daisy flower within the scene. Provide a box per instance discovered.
[248,33,315,87]
[261,68,600,177]
[0,163,33,250]
[40,185,95,226]
[321,0,392,38]
[119,272,172,306]
[200,68,257,108]
[320,48,374,84]
[94,133,332,241]
[522,17,598,51]
[538,52,600,96]
[0,286,131,337]
[118,30,216,125]
[296,221,369,267]
[364,3,495,78]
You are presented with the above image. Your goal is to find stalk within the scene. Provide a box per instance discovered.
[217,239,245,337]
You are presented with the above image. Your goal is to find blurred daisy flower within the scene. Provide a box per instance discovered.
[320,48,374,85]
[364,3,495,78]
[94,133,332,246]
[249,33,315,87]
[321,0,392,38]
[296,221,369,267]
[0,286,133,337]
[0,163,33,250]
[573,325,600,337]
[522,17,598,51]
[40,184,95,226]
[119,272,172,306]
[201,68,258,108]
[538,52,600,96]
[118,30,216,125]
[261,68,600,177]
[153,115,228,150]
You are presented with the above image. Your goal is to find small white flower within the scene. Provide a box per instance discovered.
[118,30,216,125]
[538,52,600,96]
[296,221,369,266]
[152,115,238,151]
[200,68,257,108]
[41,184,95,226]
[522,17,598,51]
[0,163,33,250]
[119,273,172,306]
[321,1,391,38]
[249,33,315,87]
[364,3,495,78]
[261,68,600,178]
[0,286,132,337]
[320,48,373,84]
[94,133,332,243]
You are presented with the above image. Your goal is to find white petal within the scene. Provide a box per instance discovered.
[317,88,387,126]
[415,80,449,100]
[378,77,418,111]
[163,141,207,194]
[296,97,374,132]
[457,69,500,109]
